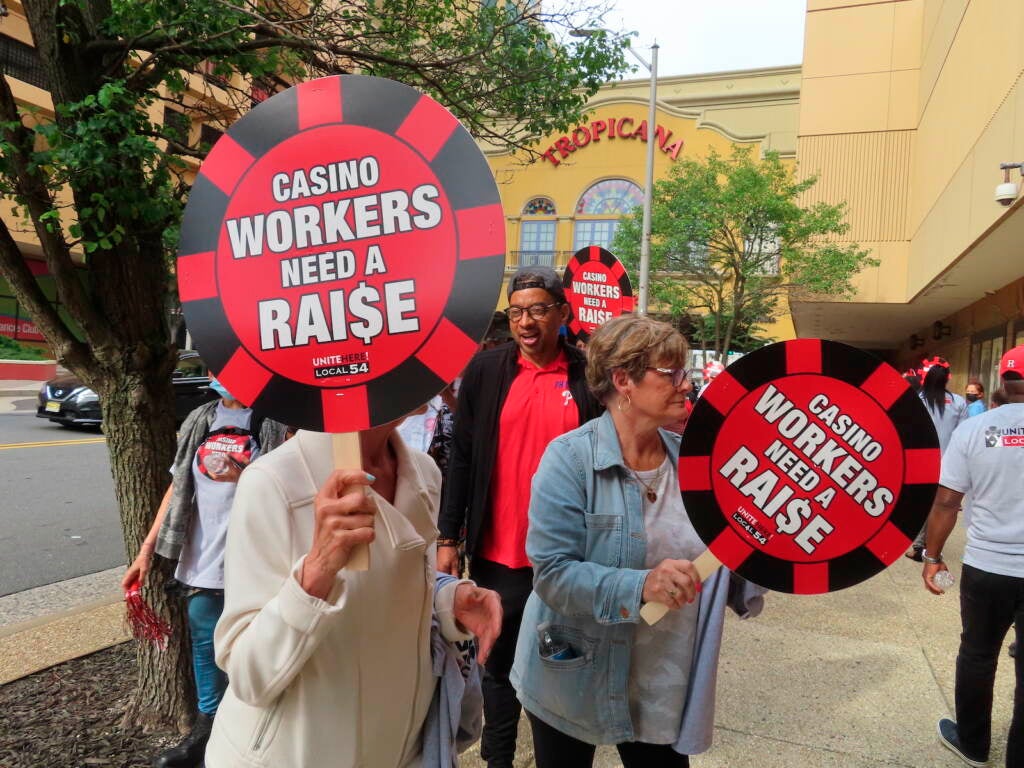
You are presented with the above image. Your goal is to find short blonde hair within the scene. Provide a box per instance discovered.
[586,315,689,404]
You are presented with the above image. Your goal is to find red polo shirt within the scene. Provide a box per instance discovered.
[478,350,580,569]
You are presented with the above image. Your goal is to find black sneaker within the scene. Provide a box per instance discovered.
[905,547,924,562]
[937,718,989,767]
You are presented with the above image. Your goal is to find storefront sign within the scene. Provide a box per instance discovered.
[562,246,633,341]
[541,117,684,166]
[177,75,505,432]
[0,314,44,342]
[679,339,941,594]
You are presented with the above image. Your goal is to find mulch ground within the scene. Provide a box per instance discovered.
[0,644,178,768]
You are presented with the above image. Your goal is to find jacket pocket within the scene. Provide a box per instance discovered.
[536,623,597,671]
[584,513,623,567]
[249,696,284,754]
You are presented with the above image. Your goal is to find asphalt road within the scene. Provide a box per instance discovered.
[0,395,123,597]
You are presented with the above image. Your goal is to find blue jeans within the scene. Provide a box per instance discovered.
[187,589,227,716]
[956,564,1024,764]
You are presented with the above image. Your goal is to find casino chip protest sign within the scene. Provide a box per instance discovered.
[678,339,941,595]
[562,246,634,342]
[177,75,505,433]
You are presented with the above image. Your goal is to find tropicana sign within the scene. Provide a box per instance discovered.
[540,116,685,167]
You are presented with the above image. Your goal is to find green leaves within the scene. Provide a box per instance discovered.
[612,145,876,355]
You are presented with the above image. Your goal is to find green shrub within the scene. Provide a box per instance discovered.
[0,335,47,360]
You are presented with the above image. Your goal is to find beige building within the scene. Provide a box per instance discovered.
[795,0,1024,396]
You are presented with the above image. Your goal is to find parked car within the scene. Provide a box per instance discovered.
[36,350,217,428]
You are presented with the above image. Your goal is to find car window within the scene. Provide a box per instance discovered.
[174,354,208,379]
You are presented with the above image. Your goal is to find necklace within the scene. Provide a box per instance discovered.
[629,464,665,503]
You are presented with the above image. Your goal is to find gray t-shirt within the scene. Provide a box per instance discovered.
[627,456,703,744]
[920,390,969,452]
[940,402,1024,577]
[174,404,260,589]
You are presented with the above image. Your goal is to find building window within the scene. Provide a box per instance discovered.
[0,34,48,90]
[162,107,190,143]
[518,220,557,266]
[573,220,619,251]
[576,179,643,215]
[523,197,556,216]
[199,124,224,150]
[970,326,1007,400]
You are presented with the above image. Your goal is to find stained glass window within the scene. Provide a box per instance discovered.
[576,179,643,215]
[523,197,556,216]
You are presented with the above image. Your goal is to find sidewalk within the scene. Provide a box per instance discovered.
[0,378,45,398]
[0,524,1014,767]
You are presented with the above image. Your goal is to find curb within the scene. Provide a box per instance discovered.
[1,389,40,398]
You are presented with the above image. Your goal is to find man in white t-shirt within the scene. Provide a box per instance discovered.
[921,344,1024,768]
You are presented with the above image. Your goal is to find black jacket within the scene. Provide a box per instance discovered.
[439,341,603,557]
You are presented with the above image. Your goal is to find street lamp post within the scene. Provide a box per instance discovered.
[570,30,658,314]
[635,43,658,315]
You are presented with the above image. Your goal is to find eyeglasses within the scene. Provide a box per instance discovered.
[648,367,691,387]
[504,302,562,322]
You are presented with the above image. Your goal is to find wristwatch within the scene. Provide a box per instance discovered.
[921,550,943,565]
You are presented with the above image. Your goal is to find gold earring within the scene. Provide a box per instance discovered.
[617,394,632,413]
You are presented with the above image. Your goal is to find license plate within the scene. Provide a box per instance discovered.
[45,401,61,413]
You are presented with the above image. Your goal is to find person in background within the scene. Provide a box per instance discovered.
[122,379,288,768]
[481,310,513,351]
[920,345,1024,768]
[966,378,987,418]
[512,315,764,767]
[204,420,502,767]
[903,368,922,393]
[906,356,969,562]
[992,387,1009,409]
[438,265,603,768]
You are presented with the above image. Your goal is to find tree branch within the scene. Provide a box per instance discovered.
[0,75,112,354]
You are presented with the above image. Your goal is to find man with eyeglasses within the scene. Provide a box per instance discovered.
[438,265,603,768]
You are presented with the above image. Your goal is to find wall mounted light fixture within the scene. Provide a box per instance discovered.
[932,321,952,341]
[910,334,926,349]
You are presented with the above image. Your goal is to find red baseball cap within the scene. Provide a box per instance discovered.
[999,345,1024,379]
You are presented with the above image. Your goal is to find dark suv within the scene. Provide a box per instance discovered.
[37,350,217,427]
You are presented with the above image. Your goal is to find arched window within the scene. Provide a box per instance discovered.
[573,179,643,250]
[523,197,556,216]
[518,196,557,266]
[575,179,643,215]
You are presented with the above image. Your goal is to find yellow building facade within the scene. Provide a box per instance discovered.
[795,0,1024,396]
[483,66,801,344]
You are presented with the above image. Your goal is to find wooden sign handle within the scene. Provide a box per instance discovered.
[639,549,722,625]
[332,431,370,571]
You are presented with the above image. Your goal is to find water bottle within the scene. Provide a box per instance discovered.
[933,569,955,591]
[540,629,574,660]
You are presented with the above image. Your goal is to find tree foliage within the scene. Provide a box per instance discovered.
[0,0,628,727]
[612,146,876,356]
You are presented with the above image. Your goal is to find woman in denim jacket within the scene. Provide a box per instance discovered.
[511,315,764,768]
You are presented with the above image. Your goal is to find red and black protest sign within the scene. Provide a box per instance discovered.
[562,246,634,341]
[679,339,940,594]
[177,75,505,432]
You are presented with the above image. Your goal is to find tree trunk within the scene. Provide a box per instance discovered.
[98,366,195,731]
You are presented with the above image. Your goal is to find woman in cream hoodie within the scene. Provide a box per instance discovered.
[204,424,501,767]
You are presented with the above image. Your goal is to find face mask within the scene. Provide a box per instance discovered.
[209,378,234,401]
[966,393,981,402]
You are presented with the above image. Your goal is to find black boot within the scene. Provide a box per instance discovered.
[153,712,214,768]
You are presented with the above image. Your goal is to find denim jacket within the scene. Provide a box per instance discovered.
[511,411,764,753]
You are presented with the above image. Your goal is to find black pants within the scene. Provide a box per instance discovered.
[527,710,690,768]
[470,556,534,768]
[956,563,1024,765]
